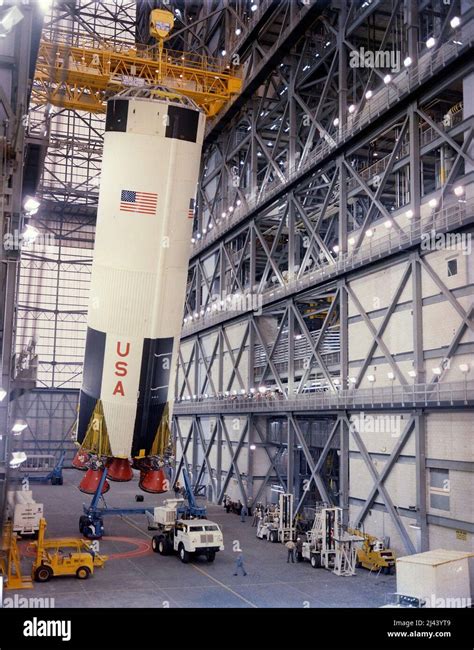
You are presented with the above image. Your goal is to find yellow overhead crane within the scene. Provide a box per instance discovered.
[32,9,241,117]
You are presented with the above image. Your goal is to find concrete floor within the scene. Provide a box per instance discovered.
[8,470,396,608]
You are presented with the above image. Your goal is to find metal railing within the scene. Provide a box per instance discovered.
[182,197,474,336]
[196,17,474,257]
[174,380,474,414]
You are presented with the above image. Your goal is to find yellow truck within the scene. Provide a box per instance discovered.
[30,519,108,582]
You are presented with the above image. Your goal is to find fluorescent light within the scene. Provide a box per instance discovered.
[383,74,392,84]
[454,185,464,197]
[384,219,393,229]
[450,16,460,29]
[348,104,356,114]
[235,27,242,36]
[405,209,414,219]
[22,225,40,244]
[221,49,227,56]
[236,199,241,206]
[23,196,40,214]
[228,206,234,213]
[404,56,412,67]
[432,367,442,375]
[0,6,24,35]
[251,3,258,11]
[11,419,27,434]
[38,0,52,11]
[428,198,438,208]
[365,228,374,237]
[333,117,339,126]
[459,363,469,373]
[332,245,340,253]
[258,386,267,394]
[0,387,6,401]
[349,377,357,384]
[367,374,376,382]
[365,90,373,99]
[426,37,436,49]
[10,451,27,469]
[348,236,355,246]
[408,370,417,378]
[387,372,395,380]
[249,444,256,451]
[333,378,340,385]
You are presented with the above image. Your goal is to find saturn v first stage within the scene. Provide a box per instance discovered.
[73,87,205,494]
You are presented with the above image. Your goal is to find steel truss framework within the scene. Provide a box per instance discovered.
[174,0,474,554]
[10,1,473,553]
[0,1,38,521]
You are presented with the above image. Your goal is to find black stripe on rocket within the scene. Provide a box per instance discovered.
[77,327,106,442]
[132,337,174,457]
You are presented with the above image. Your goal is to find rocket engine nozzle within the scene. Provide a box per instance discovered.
[79,467,110,495]
[107,457,133,482]
[72,449,90,471]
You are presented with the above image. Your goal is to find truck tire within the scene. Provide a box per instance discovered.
[79,516,89,534]
[34,565,53,583]
[158,538,171,556]
[151,535,161,553]
[310,553,321,569]
[178,543,190,564]
[206,550,216,563]
[76,566,91,580]
[269,530,278,543]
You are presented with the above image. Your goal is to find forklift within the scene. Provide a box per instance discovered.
[347,527,396,574]
[30,519,108,582]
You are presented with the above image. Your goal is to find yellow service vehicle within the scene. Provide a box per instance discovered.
[30,518,108,582]
[348,527,396,574]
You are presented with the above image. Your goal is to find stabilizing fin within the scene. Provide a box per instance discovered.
[80,400,112,457]
[150,402,171,457]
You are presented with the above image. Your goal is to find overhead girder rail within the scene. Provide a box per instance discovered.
[32,35,242,117]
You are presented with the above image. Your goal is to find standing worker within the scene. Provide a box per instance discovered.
[233,553,247,576]
[240,504,248,523]
[286,539,296,563]
[296,537,303,562]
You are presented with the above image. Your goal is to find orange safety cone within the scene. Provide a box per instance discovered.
[107,457,133,482]
[79,468,110,494]
[139,467,168,494]
[72,449,90,470]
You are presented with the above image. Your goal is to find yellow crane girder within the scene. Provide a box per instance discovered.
[32,36,242,117]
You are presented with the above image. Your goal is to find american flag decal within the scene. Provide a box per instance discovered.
[188,198,195,219]
[120,190,157,215]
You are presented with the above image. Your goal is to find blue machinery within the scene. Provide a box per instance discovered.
[79,468,207,540]
[11,451,66,486]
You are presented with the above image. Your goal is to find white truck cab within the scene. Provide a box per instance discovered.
[149,499,224,563]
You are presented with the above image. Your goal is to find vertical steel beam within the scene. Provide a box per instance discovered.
[339,416,350,526]
[415,411,429,551]
[287,299,295,397]
[339,280,348,389]
[412,254,425,383]
[287,414,295,496]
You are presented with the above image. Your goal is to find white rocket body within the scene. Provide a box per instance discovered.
[78,94,204,459]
